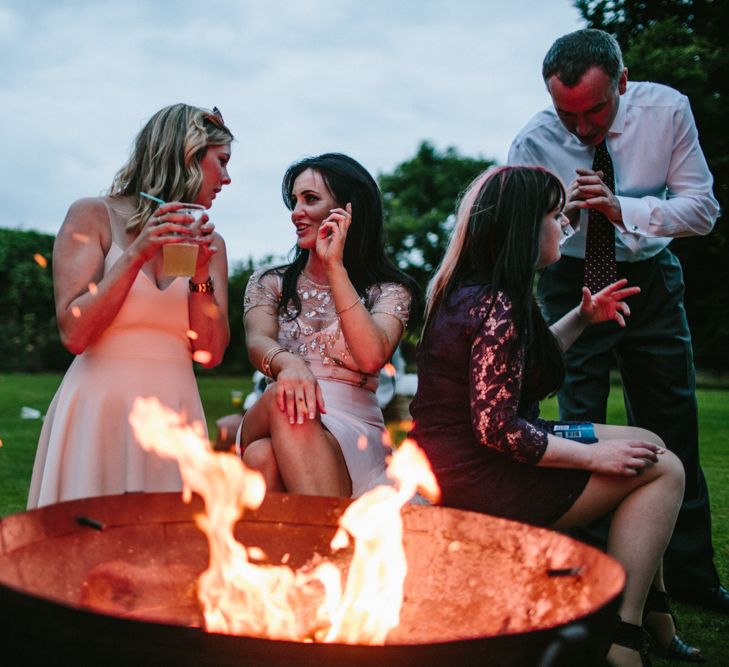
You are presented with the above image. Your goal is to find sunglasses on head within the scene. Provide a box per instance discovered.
[205,106,225,127]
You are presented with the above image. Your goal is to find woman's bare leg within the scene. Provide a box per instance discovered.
[242,438,285,492]
[242,383,352,497]
[241,386,278,446]
[643,563,673,638]
[268,397,352,496]
[552,424,685,666]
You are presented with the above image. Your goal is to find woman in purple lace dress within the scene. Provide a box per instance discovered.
[410,166,693,666]
[241,153,417,498]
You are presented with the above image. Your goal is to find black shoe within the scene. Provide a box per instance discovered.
[671,584,729,615]
[612,618,652,667]
[643,588,705,662]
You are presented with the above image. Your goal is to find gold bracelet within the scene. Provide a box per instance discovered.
[336,296,361,316]
[261,345,287,377]
[267,348,287,378]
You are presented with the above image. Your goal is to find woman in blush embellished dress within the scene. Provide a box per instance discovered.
[240,153,417,498]
[410,166,699,666]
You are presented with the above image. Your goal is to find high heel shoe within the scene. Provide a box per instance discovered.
[643,588,705,662]
[612,618,652,667]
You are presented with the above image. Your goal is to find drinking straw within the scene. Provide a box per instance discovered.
[140,191,166,205]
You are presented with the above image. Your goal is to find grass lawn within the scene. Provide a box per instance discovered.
[1,373,727,663]
[0,373,252,515]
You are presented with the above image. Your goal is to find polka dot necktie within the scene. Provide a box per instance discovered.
[583,140,617,293]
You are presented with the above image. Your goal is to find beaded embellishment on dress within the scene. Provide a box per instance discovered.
[244,269,410,389]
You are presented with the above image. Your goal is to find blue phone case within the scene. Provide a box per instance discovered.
[553,422,596,443]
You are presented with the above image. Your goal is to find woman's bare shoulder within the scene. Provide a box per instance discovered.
[57,196,112,250]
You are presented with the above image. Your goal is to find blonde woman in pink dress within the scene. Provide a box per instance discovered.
[28,104,233,508]
[241,153,417,498]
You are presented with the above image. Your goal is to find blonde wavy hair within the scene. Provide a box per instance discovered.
[109,103,234,234]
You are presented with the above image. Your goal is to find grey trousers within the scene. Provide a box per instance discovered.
[538,248,719,592]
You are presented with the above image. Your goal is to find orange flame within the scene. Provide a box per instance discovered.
[129,398,439,644]
[324,438,439,643]
[33,254,48,268]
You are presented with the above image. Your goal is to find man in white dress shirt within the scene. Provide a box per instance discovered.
[508,28,726,613]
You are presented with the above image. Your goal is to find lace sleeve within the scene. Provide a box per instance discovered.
[469,292,548,464]
[367,282,411,327]
[243,268,281,315]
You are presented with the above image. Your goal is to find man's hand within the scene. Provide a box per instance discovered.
[566,167,622,223]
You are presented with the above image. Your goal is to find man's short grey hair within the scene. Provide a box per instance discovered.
[542,29,624,87]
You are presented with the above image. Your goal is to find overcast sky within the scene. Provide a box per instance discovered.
[1,0,583,265]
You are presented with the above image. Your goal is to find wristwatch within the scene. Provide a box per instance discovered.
[189,276,215,294]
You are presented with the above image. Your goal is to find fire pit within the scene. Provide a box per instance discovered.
[0,492,623,666]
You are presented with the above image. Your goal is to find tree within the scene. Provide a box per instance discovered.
[379,142,494,295]
[212,257,267,376]
[0,229,72,372]
[0,227,266,375]
[574,0,729,368]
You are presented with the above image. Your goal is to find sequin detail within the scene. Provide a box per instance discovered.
[244,269,411,389]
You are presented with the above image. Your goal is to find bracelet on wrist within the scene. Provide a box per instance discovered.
[336,296,361,316]
[261,344,288,378]
[189,276,214,294]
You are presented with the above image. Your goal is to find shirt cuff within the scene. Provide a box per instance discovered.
[615,195,649,252]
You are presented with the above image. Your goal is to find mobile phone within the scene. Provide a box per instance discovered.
[553,422,596,443]
[559,223,576,246]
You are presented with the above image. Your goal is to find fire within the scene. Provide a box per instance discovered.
[33,253,48,268]
[324,438,440,644]
[384,419,414,448]
[129,398,439,645]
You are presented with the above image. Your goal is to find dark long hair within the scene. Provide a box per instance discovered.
[426,166,566,401]
[269,153,419,323]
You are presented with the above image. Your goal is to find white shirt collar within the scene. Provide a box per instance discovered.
[609,84,629,136]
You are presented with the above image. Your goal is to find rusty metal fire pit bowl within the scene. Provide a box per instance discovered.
[0,492,624,666]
